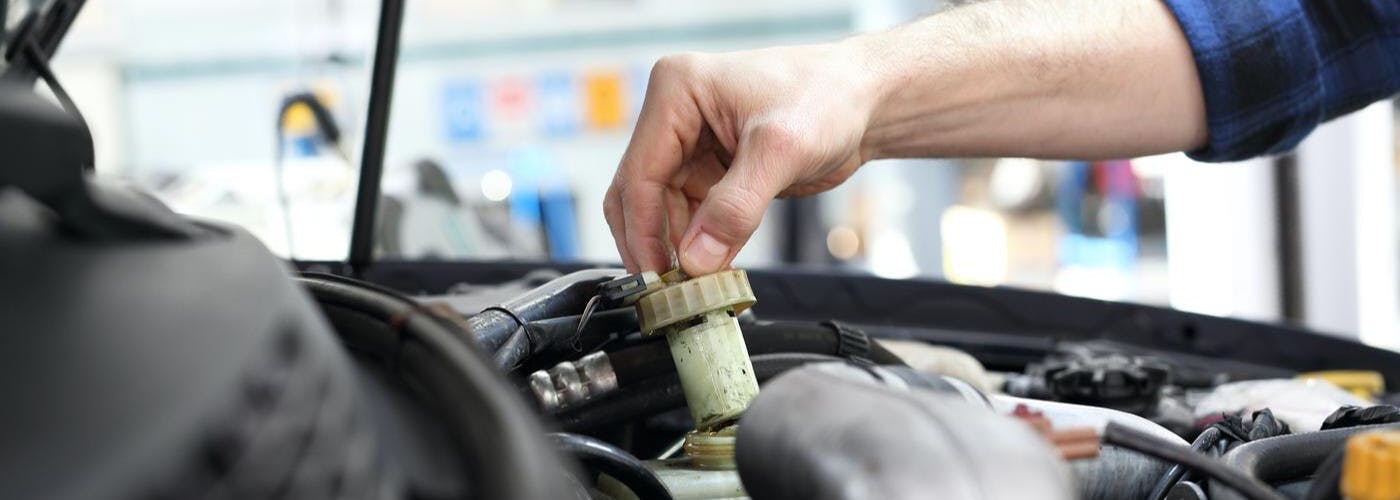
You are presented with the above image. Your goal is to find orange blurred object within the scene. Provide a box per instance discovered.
[583,70,626,129]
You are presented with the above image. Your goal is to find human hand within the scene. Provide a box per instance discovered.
[603,42,883,275]
[606,0,1208,276]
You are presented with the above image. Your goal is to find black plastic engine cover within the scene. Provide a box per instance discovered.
[0,190,398,499]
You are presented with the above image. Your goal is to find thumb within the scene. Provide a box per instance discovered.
[678,128,796,275]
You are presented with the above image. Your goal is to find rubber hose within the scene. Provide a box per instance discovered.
[464,269,622,352]
[1303,446,1346,500]
[492,327,530,370]
[1209,423,1400,500]
[527,308,638,347]
[549,433,672,500]
[1071,445,1172,500]
[1100,422,1283,500]
[504,308,639,366]
[496,308,637,371]
[1148,427,1223,500]
[607,322,902,384]
[751,322,903,365]
[554,353,842,432]
[298,277,579,500]
[497,306,651,371]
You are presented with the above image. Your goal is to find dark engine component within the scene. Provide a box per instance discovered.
[0,191,399,499]
[296,273,580,499]
[1,156,576,498]
[1320,405,1400,430]
[1012,354,1172,414]
[1209,423,1400,500]
[736,363,1074,500]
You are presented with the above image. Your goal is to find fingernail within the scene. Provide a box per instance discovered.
[682,232,729,274]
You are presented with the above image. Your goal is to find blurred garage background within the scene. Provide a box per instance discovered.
[36,0,1398,344]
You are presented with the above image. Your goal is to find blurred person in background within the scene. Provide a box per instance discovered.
[604,0,1400,275]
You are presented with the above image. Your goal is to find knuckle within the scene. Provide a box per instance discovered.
[602,195,621,221]
[749,120,810,160]
[651,52,704,82]
[708,189,764,234]
[621,185,659,211]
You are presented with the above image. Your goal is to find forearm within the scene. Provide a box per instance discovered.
[854,0,1207,161]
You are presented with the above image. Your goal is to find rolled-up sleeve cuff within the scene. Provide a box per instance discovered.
[1161,0,1324,162]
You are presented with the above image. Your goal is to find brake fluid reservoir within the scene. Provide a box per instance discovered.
[635,270,760,431]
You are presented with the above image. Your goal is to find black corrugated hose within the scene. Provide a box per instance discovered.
[297,274,579,499]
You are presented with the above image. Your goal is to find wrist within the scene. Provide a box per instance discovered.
[837,33,902,163]
[843,24,983,163]
[844,5,1058,162]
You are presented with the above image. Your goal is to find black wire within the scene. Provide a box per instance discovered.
[573,295,602,351]
[549,433,672,500]
[1147,426,1223,500]
[1100,422,1284,500]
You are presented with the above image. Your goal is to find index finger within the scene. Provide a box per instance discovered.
[613,57,706,272]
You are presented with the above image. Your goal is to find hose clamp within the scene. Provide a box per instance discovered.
[823,320,873,365]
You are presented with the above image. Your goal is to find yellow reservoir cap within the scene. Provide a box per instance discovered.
[1341,430,1400,500]
[1297,370,1385,401]
[635,270,755,334]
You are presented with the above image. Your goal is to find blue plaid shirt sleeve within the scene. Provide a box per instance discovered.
[1161,0,1400,162]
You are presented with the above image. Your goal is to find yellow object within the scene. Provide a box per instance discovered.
[280,87,341,135]
[1341,430,1400,500]
[281,101,316,134]
[635,270,756,334]
[583,70,626,129]
[1298,370,1385,401]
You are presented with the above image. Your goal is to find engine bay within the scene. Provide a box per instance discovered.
[4,182,1400,499]
[3,1,1399,497]
[294,261,1400,500]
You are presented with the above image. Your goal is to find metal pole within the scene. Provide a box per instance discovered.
[348,0,405,276]
[1273,154,1304,323]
